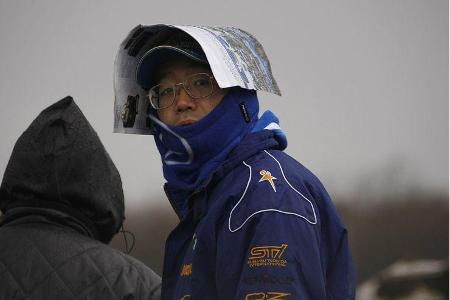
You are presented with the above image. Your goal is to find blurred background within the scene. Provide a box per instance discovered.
[0,1,448,299]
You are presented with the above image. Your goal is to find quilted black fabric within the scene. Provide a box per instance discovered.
[0,97,161,299]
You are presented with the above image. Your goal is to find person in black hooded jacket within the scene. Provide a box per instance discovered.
[0,96,161,300]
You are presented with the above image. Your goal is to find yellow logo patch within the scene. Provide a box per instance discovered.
[259,170,277,192]
[245,291,291,299]
[180,263,192,276]
[247,244,288,268]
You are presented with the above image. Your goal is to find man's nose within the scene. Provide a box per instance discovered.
[174,85,196,111]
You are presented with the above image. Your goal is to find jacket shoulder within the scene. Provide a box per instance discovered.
[227,150,322,233]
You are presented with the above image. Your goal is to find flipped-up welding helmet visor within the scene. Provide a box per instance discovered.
[113,24,281,135]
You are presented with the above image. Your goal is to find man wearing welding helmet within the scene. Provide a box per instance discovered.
[114,24,355,299]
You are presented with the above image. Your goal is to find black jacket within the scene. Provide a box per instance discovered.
[0,97,161,299]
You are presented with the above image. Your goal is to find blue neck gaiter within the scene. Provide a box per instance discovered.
[149,87,259,201]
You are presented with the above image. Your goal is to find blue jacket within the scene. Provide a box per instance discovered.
[162,130,355,299]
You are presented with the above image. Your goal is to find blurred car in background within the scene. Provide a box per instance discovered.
[357,259,448,300]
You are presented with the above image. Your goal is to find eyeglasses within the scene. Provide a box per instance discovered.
[148,73,216,110]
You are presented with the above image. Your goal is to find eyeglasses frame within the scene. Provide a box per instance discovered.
[148,73,217,110]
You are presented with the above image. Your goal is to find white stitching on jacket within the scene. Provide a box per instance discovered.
[228,151,318,233]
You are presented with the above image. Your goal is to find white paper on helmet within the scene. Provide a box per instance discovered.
[173,25,281,96]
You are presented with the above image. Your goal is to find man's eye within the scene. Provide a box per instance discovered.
[192,79,209,86]
[160,87,173,96]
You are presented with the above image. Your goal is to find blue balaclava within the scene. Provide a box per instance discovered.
[149,87,259,194]
[149,84,288,214]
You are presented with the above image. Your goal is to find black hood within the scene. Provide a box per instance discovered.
[0,96,124,243]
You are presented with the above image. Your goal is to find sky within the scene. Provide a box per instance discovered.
[0,0,447,211]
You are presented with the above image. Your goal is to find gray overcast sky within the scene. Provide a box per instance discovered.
[0,1,448,212]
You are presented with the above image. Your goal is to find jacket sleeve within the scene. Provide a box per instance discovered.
[325,228,355,300]
[142,271,162,300]
[215,178,355,299]
[120,255,162,300]
[137,266,162,300]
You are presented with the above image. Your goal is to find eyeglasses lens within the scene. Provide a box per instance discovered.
[149,73,213,109]
[186,74,213,98]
